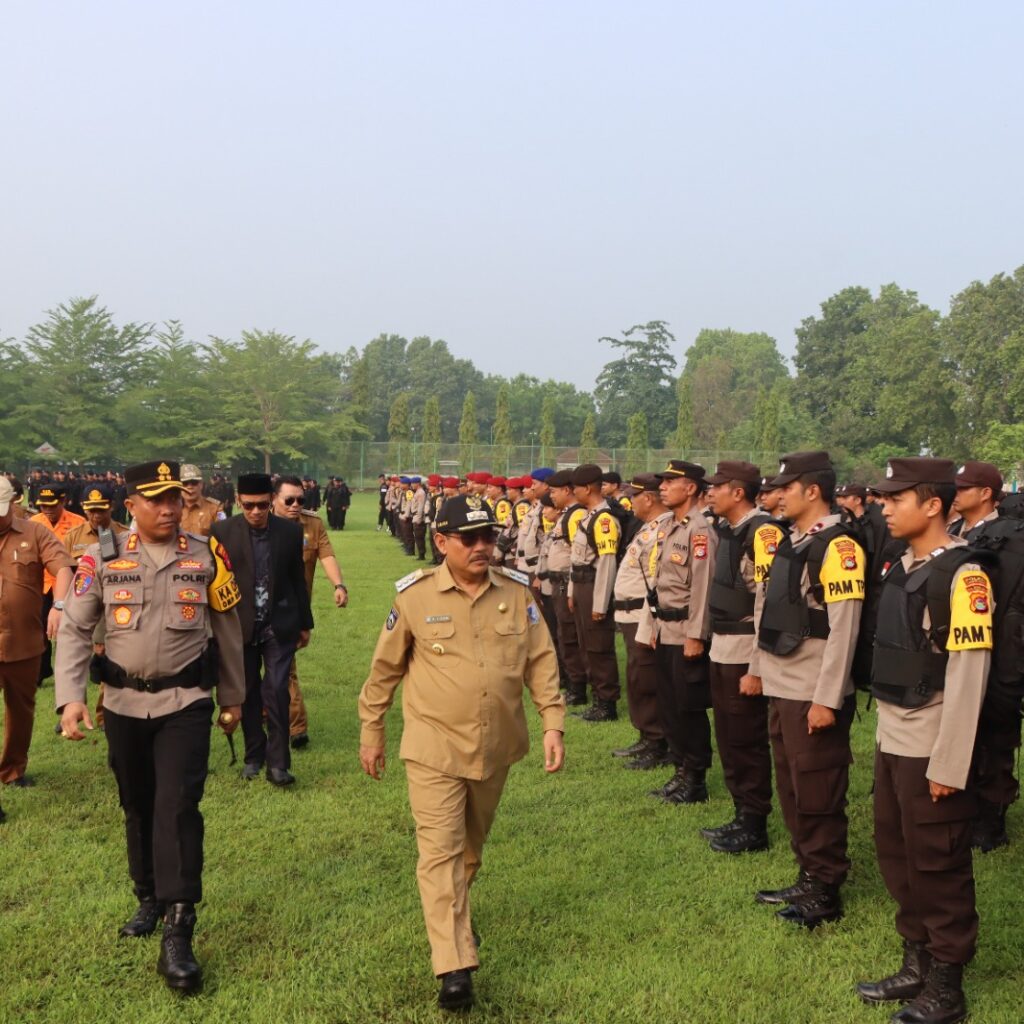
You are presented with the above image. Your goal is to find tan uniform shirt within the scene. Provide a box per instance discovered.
[298,510,335,592]
[637,508,718,646]
[750,514,862,708]
[63,520,130,563]
[358,563,565,781]
[0,518,74,662]
[180,496,225,537]
[568,501,619,614]
[876,538,992,789]
[410,488,427,524]
[954,509,999,539]
[54,531,246,717]
[516,503,542,573]
[613,520,660,625]
[537,518,557,596]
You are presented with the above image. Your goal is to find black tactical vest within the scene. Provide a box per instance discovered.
[710,513,774,636]
[870,549,974,709]
[757,523,848,656]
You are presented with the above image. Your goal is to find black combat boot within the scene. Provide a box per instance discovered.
[755,869,812,906]
[709,813,769,854]
[699,802,743,840]
[662,768,708,805]
[891,960,967,1024]
[625,741,671,771]
[776,878,842,928]
[856,939,930,1004]
[580,699,617,722]
[649,766,687,800]
[157,902,202,994]
[971,798,1009,853]
[437,969,474,1011]
[118,896,164,938]
[612,736,648,758]
[565,687,589,707]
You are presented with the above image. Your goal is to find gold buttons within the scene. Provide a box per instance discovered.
[498,602,508,613]
[431,643,445,655]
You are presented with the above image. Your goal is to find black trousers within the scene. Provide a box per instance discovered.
[539,592,569,685]
[105,699,213,904]
[655,643,712,771]
[242,631,299,771]
[413,522,426,559]
[337,506,348,530]
[378,504,387,528]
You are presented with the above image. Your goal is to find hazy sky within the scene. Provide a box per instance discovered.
[2,1,1021,390]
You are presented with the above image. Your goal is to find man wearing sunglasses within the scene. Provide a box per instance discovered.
[272,475,348,750]
[212,474,313,786]
[359,494,565,1013]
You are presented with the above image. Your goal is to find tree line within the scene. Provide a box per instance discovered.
[2,264,1022,478]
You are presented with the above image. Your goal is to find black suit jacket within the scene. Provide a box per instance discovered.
[211,515,314,645]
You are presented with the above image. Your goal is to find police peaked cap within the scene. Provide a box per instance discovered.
[872,457,956,494]
[435,495,498,534]
[769,451,833,487]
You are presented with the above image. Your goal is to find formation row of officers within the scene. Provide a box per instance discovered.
[371,454,1017,1023]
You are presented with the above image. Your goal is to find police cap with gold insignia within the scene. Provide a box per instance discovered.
[125,461,186,498]
[35,483,67,506]
[623,473,661,496]
[705,460,761,486]
[654,460,706,482]
[769,451,832,487]
[871,457,956,494]
[571,463,603,487]
[81,482,114,509]
[435,494,498,534]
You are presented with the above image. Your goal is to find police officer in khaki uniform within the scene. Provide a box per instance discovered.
[410,477,428,560]
[179,465,226,537]
[55,460,245,994]
[856,458,992,1024]
[271,476,348,749]
[637,461,718,804]
[359,495,565,1012]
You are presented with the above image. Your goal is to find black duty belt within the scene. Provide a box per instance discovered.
[105,654,208,693]
[614,597,645,611]
[654,607,689,622]
[548,570,569,582]
[570,566,597,582]
[525,556,539,566]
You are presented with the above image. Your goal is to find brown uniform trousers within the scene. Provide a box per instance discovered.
[550,578,587,693]
[971,712,1021,808]
[0,656,42,783]
[709,661,771,816]
[769,695,855,886]
[873,748,978,964]
[538,591,569,686]
[618,621,662,742]
[655,643,712,771]
[570,578,620,703]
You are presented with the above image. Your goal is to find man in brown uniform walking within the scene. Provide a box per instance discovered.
[359,495,565,1012]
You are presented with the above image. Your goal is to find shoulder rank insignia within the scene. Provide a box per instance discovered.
[395,568,427,592]
[498,566,530,586]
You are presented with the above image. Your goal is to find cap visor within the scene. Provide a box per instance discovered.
[704,473,731,486]
[132,481,186,497]
[456,521,496,532]
[654,470,688,480]
[870,478,917,494]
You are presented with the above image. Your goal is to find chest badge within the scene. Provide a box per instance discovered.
[431,643,445,655]
[181,606,197,621]
[498,602,508,613]
[113,607,132,626]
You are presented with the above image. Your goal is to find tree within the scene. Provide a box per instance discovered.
[624,411,649,476]
[540,396,557,466]
[594,320,678,446]
[459,391,479,468]
[492,383,513,473]
[388,391,412,468]
[579,412,598,459]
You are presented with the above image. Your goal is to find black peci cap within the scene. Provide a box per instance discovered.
[237,473,273,495]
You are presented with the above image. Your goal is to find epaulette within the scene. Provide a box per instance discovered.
[300,509,320,517]
[183,531,207,544]
[395,568,432,592]
[497,566,530,586]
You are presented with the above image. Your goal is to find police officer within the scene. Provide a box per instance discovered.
[410,477,428,560]
[637,461,717,804]
[601,471,633,513]
[179,465,226,537]
[855,458,991,1024]
[759,477,785,520]
[55,461,244,993]
[750,451,863,928]
[610,475,669,768]
[702,461,784,852]
[358,494,565,1012]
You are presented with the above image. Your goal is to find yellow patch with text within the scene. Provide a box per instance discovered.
[207,536,241,612]
[818,536,866,603]
[947,569,994,651]
[594,512,620,556]
[753,524,785,583]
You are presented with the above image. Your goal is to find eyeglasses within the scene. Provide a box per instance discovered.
[449,529,497,547]
[241,500,271,511]
[182,480,202,486]
[281,496,305,507]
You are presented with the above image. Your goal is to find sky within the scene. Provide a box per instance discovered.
[1,1,1021,390]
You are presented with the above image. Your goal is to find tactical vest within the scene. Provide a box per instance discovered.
[870,549,975,709]
[710,513,773,635]
[757,523,849,656]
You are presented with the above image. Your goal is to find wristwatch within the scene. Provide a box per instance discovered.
[335,583,347,592]
[53,600,66,611]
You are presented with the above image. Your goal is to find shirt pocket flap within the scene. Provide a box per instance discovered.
[427,621,456,639]
[494,618,526,637]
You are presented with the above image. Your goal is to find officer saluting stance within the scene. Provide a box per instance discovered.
[55,461,245,995]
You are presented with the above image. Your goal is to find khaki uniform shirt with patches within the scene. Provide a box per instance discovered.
[299,510,335,593]
[516,503,542,573]
[410,489,427,524]
[636,509,718,646]
[876,538,992,790]
[359,564,565,781]
[613,519,660,626]
[750,514,862,709]
[180,496,225,538]
[63,520,130,564]
[568,501,619,614]
[54,531,246,718]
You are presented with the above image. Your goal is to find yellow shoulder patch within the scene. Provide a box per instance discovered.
[207,537,241,612]
[567,507,587,543]
[947,568,994,651]
[594,511,620,556]
[619,496,633,513]
[818,535,866,603]
[752,523,785,583]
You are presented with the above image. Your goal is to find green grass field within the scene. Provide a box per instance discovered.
[2,497,1022,1024]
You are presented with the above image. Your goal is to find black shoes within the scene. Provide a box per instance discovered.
[971,799,1009,853]
[119,897,164,938]
[625,743,671,771]
[700,804,743,840]
[891,960,967,1024]
[856,940,930,1005]
[612,738,647,758]
[564,689,588,707]
[776,879,842,929]
[660,769,708,805]
[267,768,296,787]
[0,803,5,825]
[9,775,34,788]
[709,814,768,854]
[290,733,310,750]
[157,903,202,994]
[241,762,262,780]
[649,767,687,800]
[438,969,474,1011]
[755,869,813,906]
[579,700,617,722]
